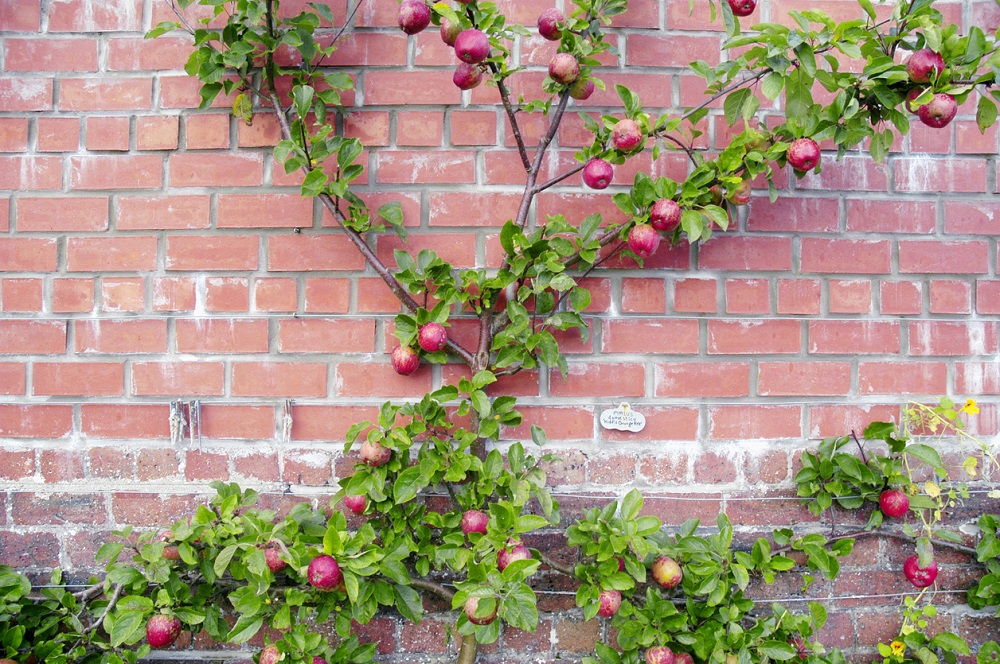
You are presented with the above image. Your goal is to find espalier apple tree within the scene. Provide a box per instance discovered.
[3,1,1000,663]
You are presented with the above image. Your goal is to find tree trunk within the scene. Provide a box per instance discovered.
[456,632,478,664]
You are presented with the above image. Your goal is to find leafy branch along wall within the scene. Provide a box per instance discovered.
[2,0,1000,661]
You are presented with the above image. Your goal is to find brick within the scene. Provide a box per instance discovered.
[377,150,475,184]
[86,116,130,151]
[899,240,990,274]
[429,192,520,227]
[153,276,196,311]
[334,363,431,398]
[67,237,158,272]
[908,321,998,356]
[60,78,152,111]
[859,361,947,395]
[0,404,73,438]
[17,196,109,232]
[281,449,333,485]
[709,320,800,354]
[0,118,28,151]
[929,280,972,314]
[204,276,249,312]
[602,319,699,354]
[131,362,225,397]
[799,155,888,191]
[710,405,801,441]
[656,362,749,397]
[638,453,688,484]
[111,493,199,526]
[603,406,700,442]
[76,319,167,354]
[34,362,124,396]
[550,363,645,398]
[169,153,264,187]
[343,111,390,146]
[304,277,351,312]
[70,155,163,190]
[0,0,40,30]
[278,319,376,353]
[449,110,498,146]
[777,279,821,315]
[253,278,297,312]
[102,277,146,311]
[620,277,666,313]
[39,449,85,482]
[725,279,770,314]
[801,238,891,274]
[0,156,61,190]
[758,362,851,396]
[944,201,1000,235]
[377,233,477,269]
[0,363,25,395]
[12,493,106,525]
[895,157,987,193]
[698,236,792,271]
[0,320,67,354]
[290,405,380,441]
[37,117,80,151]
[233,453,280,482]
[0,532,60,569]
[504,406,595,441]
[1,279,42,311]
[116,195,210,230]
[977,280,1000,314]
[747,196,839,233]
[48,0,143,31]
[365,71,462,106]
[135,448,180,480]
[396,111,444,147]
[879,280,922,315]
[0,237,57,272]
[829,280,872,314]
[136,116,179,150]
[176,319,269,354]
[232,362,328,397]
[201,405,276,439]
[808,321,900,355]
[218,194,313,228]
[185,114,230,149]
[185,450,230,481]
[0,78,53,111]
[0,448,35,479]
[108,35,192,70]
[165,235,260,271]
[846,198,936,233]
[673,278,717,313]
[268,235,366,271]
[88,446,135,479]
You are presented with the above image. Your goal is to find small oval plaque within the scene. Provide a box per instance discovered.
[599,402,646,433]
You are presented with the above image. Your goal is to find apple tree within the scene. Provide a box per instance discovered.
[3,0,1000,663]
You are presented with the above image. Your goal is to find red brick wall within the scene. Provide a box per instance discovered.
[1,0,999,660]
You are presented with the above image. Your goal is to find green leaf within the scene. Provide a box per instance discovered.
[301,168,328,197]
[394,584,424,623]
[393,465,426,504]
[530,425,547,447]
[724,88,752,126]
[761,72,785,100]
[227,615,264,644]
[214,544,239,579]
[905,443,944,470]
[758,641,797,660]
[110,610,146,647]
[930,633,970,656]
[978,96,998,134]
[808,601,827,629]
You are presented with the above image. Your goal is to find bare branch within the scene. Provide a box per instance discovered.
[489,63,532,172]
[410,576,456,602]
[532,162,586,194]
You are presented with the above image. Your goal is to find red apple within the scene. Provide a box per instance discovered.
[612,118,643,152]
[461,509,489,536]
[650,199,682,232]
[906,48,945,83]
[628,223,660,258]
[454,29,490,64]
[582,158,613,189]
[391,345,420,376]
[727,0,756,16]
[313,658,328,664]
[397,0,431,35]
[596,589,622,618]
[308,554,342,590]
[260,645,282,664]
[646,646,675,664]
[146,614,182,648]
[548,52,579,85]
[497,540,532,571]
[453,62,483,90]
[652,555,682,589]
[264,542,286,573]
[675,653,694,664]
[343,494,367,515]
[879,489,909,518]
[360,439,391,467]
[537,7,564,40]
[917,93,957,128]
[569,78,595,100]
[418,322,448,352]
[786,137,820,172]
[158,530,180,561]
[440,17,461,46]
[465,595,498,625]
[727,179,752,205]
[904,87,924,113]
[903,555,938,588]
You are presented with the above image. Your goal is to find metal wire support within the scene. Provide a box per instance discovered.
[282,399,293,445]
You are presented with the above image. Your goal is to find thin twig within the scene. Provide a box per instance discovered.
[489,63,532,172]
[410,577,456,602]
[531,162,586,194]
[539,552,577,577]
[851,430,869,465]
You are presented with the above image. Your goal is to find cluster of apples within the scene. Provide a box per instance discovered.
[904,48,957,128]
[878,487,939,588]
[389,321,448,376]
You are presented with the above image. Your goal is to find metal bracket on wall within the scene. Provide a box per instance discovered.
[169,400,203,450]
[282,399,293,445]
